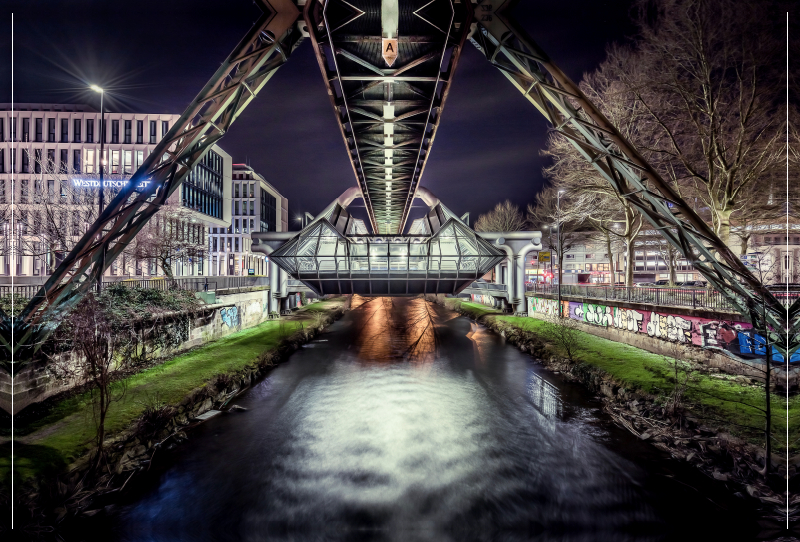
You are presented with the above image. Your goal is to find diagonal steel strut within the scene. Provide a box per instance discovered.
[468,0,795,358]
[3,0,305,370]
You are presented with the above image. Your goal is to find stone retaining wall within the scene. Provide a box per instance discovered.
[1,289,276,414]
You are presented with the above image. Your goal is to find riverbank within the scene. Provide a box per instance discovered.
[1,297,349,532]
[443,299,795,522]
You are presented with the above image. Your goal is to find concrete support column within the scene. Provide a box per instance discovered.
[514,253,526,314]
[269,260,280,314]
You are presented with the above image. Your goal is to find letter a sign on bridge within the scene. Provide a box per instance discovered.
[382,38,398,66]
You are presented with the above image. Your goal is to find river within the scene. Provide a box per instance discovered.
[102,296,759,541]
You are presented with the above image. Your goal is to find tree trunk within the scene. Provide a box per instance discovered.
[668,250,677,286]
[716,208,734,250]
[605,230,614,285]
[160,256,173,279]
[625,241,635,287]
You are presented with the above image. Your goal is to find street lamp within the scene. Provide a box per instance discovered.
[557,190,564,317]
[91,85,105,293]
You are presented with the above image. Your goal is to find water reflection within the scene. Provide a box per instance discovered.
[106,297,757,542]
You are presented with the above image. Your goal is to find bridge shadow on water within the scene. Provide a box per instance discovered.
[86,296,761,542]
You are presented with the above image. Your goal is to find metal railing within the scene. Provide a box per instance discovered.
[0,276,270,301]
[525,283,800,312]
[109,276,269,292]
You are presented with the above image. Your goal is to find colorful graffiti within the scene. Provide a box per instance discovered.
[531,297,569,317]
[220,306,240,328]
[528,296,799,363]
[470,294,498,308]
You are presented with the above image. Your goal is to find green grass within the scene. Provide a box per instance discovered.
[453,300,792,453]
[2,298,345,485]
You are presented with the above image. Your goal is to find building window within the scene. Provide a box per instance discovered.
[136,150,143,169]
[260,190,277,232]
[235,238,239,252]
[101,119,107,143]
[234,201,239,215]
[61,118,69,142]
[111,150,120,174]
[124,120,132,144]
[34,149,41,174]
[149,120,156,144]
[234,183,239,198]
[47,118,55,142]
[565,254,575,259]
[183,149,224,219]
[21,149,30,173]
[10,148,15,172]
[34,118,42,142]
[124,150,132,174]
[136,120,143,144]
[60,149,68,173]
[111,120,119,143]
[85,149,95,174]
[86,119,94,143]
[162,121,169,137]
[0,117,3,141]
[0,149,4,173]
[73,118,81,142]
[73,149,82,174]
[585,254,595,259]
[235,219,240,233]
[22,117,30,142]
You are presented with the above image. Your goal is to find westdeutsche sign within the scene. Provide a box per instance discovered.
[72,179,152,190]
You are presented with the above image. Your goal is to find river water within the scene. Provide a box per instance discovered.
[104,296,759,541]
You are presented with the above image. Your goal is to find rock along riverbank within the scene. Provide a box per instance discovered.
[441,298,792,527]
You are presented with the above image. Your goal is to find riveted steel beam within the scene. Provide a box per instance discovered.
[3,0,305,369]
[469,0,795,358]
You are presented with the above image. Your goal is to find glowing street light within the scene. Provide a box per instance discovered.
[90,84,106,293]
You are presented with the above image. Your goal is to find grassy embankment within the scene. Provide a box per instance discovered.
[448,299,797,454]
[0,298,346,485]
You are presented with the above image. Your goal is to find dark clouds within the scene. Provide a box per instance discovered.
[1,0,636,229]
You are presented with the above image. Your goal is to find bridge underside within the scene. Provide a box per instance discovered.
[255,190,504,296]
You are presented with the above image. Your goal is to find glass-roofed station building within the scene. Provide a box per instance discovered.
[252,187,508,307]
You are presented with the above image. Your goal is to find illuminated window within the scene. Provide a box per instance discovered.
[85,149,95,174]
[124,150,132,174]
[111,150,120,174]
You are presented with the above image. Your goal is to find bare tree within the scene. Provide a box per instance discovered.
[128,200,207,279]
[540,51,647,286]
[527,187,589,287]
[3,151,206,279]
[474,200,526,232]
[47,294,132,474]
[612,0,786,249]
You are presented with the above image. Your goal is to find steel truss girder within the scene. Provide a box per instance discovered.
[304,0,473,235]
[3,0,305,368]
[469,0,796,357]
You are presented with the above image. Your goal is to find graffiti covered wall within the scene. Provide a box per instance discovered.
[528,296,797,363]
[471,294,498,308]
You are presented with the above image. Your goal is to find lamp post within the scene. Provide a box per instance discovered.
[91,85,105,293]
[557,190,564,318]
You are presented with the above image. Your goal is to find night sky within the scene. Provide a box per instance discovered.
[0,0,636,230]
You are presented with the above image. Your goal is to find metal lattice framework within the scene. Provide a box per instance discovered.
[468,0,796,356]
[3,0,305,367]
[304,0,472,234]
[3,0,796,367]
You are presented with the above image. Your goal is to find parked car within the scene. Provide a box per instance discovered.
[634,281,655,287]
[653,280,671,286]
[680,280,707,288]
